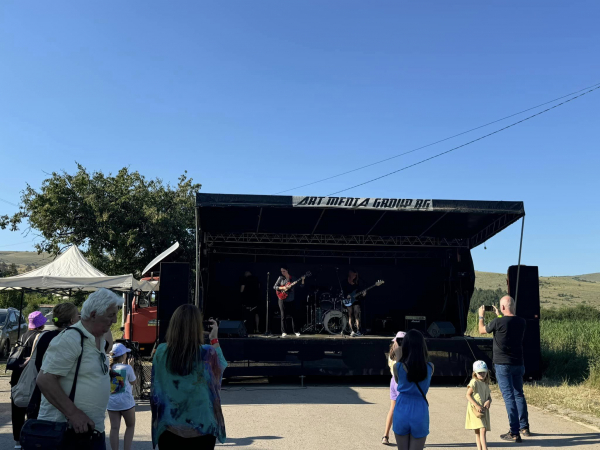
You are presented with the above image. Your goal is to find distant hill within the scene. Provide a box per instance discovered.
[0,250,53,273]
[475,270,600,310]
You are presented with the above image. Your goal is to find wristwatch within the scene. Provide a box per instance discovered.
[478,316,484,320]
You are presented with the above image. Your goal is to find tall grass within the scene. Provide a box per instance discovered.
[467,305,600,389]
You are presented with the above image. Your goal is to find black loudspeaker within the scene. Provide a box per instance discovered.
[507,265,540,319]
[158,262,190,343]
[218,320,247,338]
[507,265,542,380]
[427,321,456,338]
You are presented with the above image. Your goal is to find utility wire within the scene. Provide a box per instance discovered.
[327,84,600,196]
[0,197,19,207]
[275,81,600,195]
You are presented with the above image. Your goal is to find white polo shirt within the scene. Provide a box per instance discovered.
[38,321,110,433]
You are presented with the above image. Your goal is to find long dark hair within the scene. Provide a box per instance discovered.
[165,304,205,376]
[399,330,429,382]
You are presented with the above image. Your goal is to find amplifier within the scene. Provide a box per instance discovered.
[405,316,427,334]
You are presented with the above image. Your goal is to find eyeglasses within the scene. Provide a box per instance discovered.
[99,352,108,375]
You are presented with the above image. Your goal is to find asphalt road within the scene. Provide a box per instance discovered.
[1,377,598,449]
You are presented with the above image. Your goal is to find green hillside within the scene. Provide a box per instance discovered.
[475,270,600,309]
[0,250,53,273]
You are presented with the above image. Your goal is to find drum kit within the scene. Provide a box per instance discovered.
[301,286,350,335]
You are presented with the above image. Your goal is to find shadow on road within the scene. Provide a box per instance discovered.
[426,432,600,448]
[216,436,283,447]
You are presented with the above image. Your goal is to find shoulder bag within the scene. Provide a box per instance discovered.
[19,327,85,450]
[11,332,45,407]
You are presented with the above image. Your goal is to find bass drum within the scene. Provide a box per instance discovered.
[323,310,349,335]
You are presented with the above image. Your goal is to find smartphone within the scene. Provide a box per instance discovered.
[484,305,495,312]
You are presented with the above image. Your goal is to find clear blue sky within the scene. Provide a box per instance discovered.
[1,1,599,276]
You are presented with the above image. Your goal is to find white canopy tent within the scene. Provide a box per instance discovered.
[0,246,155,293]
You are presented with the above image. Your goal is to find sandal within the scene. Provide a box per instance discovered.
[381,436,390,445]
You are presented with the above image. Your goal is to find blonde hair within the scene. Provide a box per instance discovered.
[472,371,490,384]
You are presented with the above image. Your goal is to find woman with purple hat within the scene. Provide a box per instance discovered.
[9,310,47,449]
[382,331,405,445]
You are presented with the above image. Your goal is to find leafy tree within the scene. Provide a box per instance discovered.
[469,288,507,312]
[0,262,19,277]
[1,164,201,277]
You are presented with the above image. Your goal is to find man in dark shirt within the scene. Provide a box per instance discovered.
[479,296,530,442]
[342,269,366,337]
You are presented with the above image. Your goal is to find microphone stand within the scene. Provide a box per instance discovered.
[335,268,348,338]
[263,272,272,336]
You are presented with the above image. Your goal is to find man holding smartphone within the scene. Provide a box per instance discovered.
[478,296,530,443]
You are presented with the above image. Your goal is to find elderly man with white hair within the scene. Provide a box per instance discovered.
[35,288,120,450]
[478,295,530,443]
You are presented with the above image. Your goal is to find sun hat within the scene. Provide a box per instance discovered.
[391,331,406,341]
[473,360,488,373]
[28,311,47,329]
[111,343,132,358]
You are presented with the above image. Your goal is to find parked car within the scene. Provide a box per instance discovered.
[0,308,29,358]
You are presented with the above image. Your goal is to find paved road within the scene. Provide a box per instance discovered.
[1,377,598,449]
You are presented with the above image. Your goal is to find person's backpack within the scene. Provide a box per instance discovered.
[11,332,45,407]
[6,332,37,371]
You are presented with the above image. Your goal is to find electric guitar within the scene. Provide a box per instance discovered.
[343,280,385,307]
[276,271,312,300]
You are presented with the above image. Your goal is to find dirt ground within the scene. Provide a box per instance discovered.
[1,376,599,449]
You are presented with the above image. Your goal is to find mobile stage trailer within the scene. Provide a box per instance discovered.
[194,194,538,379]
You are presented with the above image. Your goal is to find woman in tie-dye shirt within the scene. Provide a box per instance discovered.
[151,305,227,449]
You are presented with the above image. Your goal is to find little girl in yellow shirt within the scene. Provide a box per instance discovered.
[466,360,492,450]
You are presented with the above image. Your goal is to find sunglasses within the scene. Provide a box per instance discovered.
[99,353,109,375]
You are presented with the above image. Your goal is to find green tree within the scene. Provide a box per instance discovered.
[0,262,19,277]
[1,164,201,277]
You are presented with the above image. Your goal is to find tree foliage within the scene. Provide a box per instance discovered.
[0,262,19,278]
[1,164,201,277]
[468,287,507,312]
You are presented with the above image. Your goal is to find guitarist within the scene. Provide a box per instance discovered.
[342,269,366,337]
[273,266,305,337]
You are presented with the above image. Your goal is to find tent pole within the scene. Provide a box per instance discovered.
[17,290,25,342]
[514,216,525,306]
[195,206,200,309]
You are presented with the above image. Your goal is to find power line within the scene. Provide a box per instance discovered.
[0,239,37,249]
[327,84,600,196]
[275,81,600,195]
[0,197,19,207]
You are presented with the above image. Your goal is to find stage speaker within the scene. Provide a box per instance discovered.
[507,265,540,319]
[507,265,542,380]
[218,320,247,338]
[427,321,456,338]
[158,262,190,343]
[405,316,427,334]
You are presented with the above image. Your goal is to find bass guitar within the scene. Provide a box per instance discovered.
[343,280,385,307]
[276,271,312,300]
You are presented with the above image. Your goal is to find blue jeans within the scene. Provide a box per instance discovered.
[495,364,529,434]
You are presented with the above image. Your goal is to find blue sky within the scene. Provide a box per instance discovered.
[1,1,598,276]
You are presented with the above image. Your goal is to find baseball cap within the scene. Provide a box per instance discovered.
[473,360,488,373]
[391,331,406,341]
[111,343,131,358]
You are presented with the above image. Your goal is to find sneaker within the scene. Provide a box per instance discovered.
[295,332,301,337]
[14,443,22,449]
[350,331,357,337]
[520,428,531,437]
[281,333,287,337]
[355,331,363,336]
[500,431,522,443]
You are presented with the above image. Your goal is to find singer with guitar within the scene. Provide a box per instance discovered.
[273,266,306,337]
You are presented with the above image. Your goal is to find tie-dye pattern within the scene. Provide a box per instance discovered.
[151,343,227,447]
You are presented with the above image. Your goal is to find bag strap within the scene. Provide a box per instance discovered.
[65,327,86,402]
[414,381,429,406]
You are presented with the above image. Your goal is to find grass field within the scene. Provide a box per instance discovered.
[0,250,52,273]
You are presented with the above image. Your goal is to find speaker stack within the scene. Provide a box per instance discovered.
[157,262,190,344]
[507,265,542,380]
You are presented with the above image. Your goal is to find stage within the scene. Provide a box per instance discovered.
[219,333,493,378]
[194,193,532,378]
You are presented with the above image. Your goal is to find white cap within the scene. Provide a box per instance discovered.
[473,360,488,373]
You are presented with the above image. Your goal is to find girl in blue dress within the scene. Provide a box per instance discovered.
[392,330,434,450]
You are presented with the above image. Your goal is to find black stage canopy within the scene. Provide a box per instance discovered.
[195,193,524,250]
